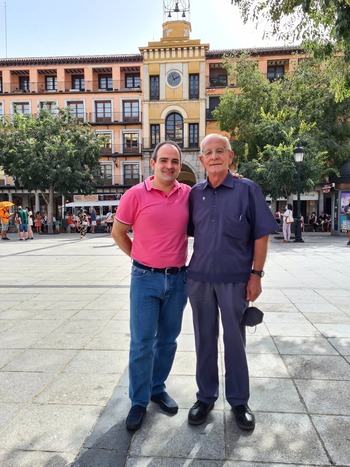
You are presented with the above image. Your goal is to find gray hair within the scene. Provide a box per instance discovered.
[200,134,232,153]
[151,140,182,161]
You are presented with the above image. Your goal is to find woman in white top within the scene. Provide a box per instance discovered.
[282,203,293,243]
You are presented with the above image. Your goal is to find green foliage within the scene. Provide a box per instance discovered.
[215,53,350,198]
[0,108,103,195]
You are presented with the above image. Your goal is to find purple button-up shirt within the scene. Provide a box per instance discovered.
[187,172,279,283]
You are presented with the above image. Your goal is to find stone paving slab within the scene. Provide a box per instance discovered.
[0,232,350,466]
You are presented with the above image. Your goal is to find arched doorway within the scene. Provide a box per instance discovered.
[178,163,196,186]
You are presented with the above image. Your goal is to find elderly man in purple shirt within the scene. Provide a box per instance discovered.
[187,134,278,431]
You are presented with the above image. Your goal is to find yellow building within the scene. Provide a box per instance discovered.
[0,0,304,215]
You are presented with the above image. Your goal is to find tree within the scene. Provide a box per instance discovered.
[214,53,350,198]
[231,0,350,54]
[0,108,103,233]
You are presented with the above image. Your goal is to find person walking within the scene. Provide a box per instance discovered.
[112,141,190,432]
[282,204,293,243]
[77,209,89,239]
[186,134,278,431]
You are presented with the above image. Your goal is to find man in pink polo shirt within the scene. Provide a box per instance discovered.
[112,141,190,431]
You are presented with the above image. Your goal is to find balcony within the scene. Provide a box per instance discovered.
[100,143,142,155]
[0,79,142,94]
[142,137,203,151]
[100,174,143,187]
[88,112,142,125]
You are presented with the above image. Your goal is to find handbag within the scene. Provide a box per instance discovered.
[241,306,264,327]
[286,212,294,224]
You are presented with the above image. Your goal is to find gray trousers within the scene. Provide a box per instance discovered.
[187,279,250,407]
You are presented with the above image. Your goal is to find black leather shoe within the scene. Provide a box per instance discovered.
[126,405,146,431]
[151,391,178,414]
[188,400,214,425]
[233,404,255,430]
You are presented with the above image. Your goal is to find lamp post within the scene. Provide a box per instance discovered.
[293,143,304,243]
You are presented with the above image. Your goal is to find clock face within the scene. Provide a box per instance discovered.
[167,71,182,87]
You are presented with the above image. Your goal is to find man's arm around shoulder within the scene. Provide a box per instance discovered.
[112,219,132,257]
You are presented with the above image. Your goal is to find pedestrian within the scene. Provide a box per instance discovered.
[0,205,12,240]
[282,204,293,243]
[34,211,42,233]
[186,134,278,431]
[111,141,190,432]
[17,206,29,240]
[105,209,114,233]
[77,209,89,239]
[343,197,350,245]
[90,208,97,234]
[26,207,34,239]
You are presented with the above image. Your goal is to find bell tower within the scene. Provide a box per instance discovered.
[140,0,208,184]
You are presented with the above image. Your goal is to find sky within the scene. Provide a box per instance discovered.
[0,0,289,59]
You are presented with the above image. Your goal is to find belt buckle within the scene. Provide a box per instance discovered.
[165,267,177,274]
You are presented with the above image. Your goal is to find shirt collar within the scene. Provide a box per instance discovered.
[145,176,182,194]
[202,171,235,190]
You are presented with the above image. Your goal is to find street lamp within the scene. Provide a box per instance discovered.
[293,143,304,243]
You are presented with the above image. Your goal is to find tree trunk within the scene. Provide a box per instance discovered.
[47,185,54,234]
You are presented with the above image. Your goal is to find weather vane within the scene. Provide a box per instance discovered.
[163,1,190,22]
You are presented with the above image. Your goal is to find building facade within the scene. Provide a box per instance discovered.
[0,2,329,221]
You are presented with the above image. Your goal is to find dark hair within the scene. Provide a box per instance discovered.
[287,203,293,210]
[151,140,182,162]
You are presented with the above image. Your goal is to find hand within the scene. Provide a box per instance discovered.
[230,170,243,178]
[246,275,262,302]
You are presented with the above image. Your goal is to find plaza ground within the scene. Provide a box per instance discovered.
[0,231,349,466]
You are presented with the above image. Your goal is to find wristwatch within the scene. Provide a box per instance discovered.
[251,269,265,277]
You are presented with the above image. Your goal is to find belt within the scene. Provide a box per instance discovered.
[133,260,186,275]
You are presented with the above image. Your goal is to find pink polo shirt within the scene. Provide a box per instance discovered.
[116,176,190,268]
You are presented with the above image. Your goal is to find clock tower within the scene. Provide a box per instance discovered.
[139,1,208,184]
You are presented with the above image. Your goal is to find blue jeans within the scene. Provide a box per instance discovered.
[129,264,187,407]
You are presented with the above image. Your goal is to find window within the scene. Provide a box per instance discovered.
[0,102,3,120]
[45,76,57,91]
[207,96,220,119]
[39,101,57,114]
[13,102,30,116]
[189,123,199,148]
[125,74,141,88]
[150,75,159,100]
[123,133,139,153]
[67,101,84,122]
[19,76,29,92]
[97,132,112,154]
[95,101,112,123]
[189,74,199,99]
[267,65,284,81]
[123,100,139,122]
[150,124,160,148]
[123,163,140,186]
[165,112,183,147]
[98,74,112,90]
[71,75,85,91]
[101,163,113,185]
[209,69,227,87]
[0,77,2,93]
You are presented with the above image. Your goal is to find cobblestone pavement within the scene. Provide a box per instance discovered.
[0,231,349,466]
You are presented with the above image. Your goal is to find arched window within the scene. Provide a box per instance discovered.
[165,112,183,147]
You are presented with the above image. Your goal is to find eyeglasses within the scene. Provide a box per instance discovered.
[201,147,229,158]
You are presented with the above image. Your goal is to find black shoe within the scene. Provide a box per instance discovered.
[188,400,214,425]
[233,404,255,430]
[151,391,178,414]
[347,241,350,245]
[126,405,146,431]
